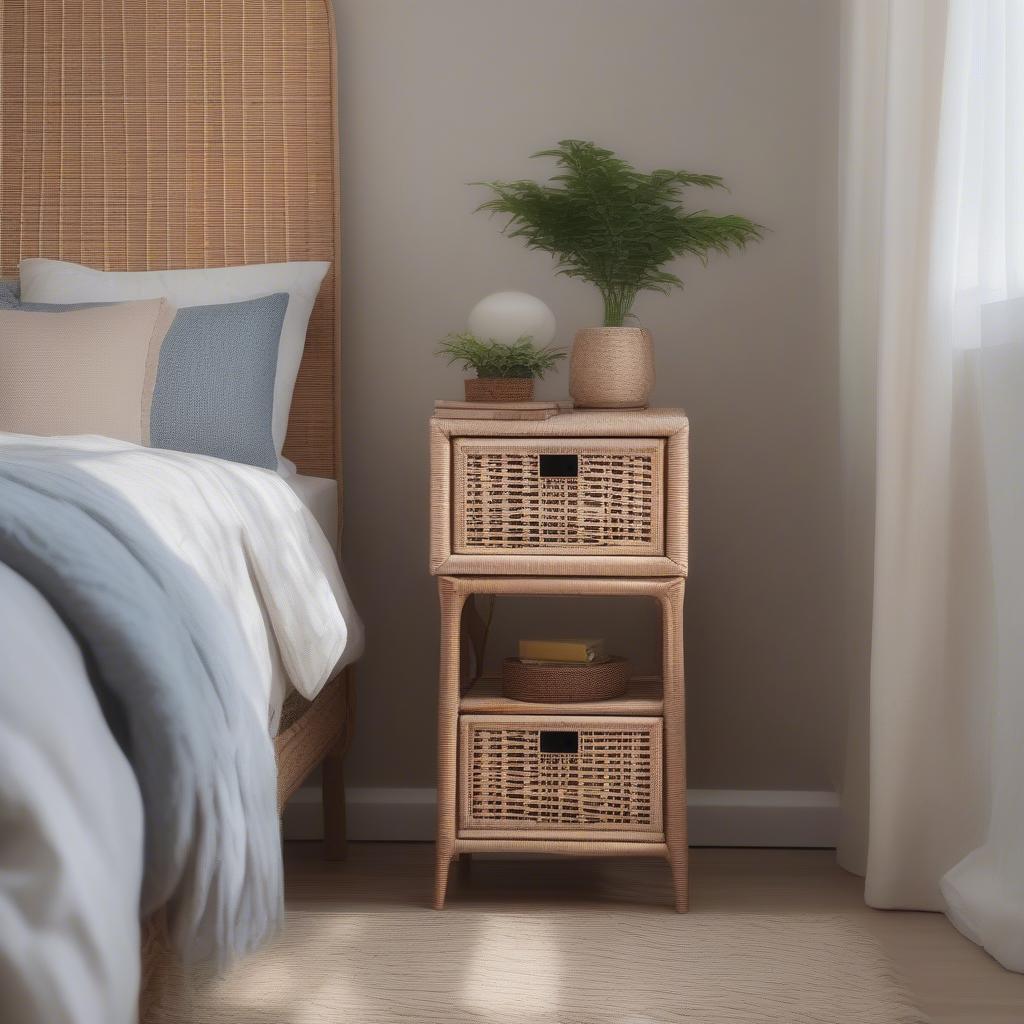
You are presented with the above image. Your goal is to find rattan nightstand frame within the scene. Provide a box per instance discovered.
[429,409,689,912]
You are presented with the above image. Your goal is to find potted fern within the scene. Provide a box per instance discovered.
[475,140,763,407]
[437,332,565,402]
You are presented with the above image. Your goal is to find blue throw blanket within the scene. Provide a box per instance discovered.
[0,457,282,964]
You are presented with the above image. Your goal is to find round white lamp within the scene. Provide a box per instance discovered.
[467,291,557,346]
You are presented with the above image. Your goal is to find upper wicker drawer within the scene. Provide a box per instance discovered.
[430,409,689,577]
[453,438,664,556]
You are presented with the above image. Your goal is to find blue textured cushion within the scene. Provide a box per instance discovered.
[150,294,288,470]
[7,291,288,470]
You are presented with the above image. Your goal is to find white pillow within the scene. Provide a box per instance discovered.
[19,258,330,472]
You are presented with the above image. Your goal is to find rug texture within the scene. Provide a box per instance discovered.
[155,910,929,1023]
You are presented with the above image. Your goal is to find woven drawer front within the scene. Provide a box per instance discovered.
[453,438,664,556]
[459,715,663,835]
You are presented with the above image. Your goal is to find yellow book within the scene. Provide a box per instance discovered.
[517,638,607,664]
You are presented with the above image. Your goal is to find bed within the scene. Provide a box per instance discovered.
[0,1,352,1019]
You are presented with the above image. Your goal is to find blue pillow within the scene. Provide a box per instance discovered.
[0,280,20,307]
[150,295,288,470]
[9,292,288,470]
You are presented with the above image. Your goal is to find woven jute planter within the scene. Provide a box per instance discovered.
[501,656,630,703]
[464,377,535,402]
[569,327,654,409]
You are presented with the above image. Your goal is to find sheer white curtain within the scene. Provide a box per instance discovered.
[838,0,1024,971]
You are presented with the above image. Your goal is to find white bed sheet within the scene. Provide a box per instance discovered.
[270,472,359,730]
[286,473,338,550]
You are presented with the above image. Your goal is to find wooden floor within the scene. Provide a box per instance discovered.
[266,843,1024,1024]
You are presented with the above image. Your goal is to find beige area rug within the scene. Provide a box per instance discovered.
[157,910,928,1024]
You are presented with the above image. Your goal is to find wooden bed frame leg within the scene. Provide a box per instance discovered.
[322,738,348,861]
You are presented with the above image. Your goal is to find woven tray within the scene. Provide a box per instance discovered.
[501,656,630,703]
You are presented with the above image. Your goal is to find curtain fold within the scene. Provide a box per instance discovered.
[839,0,1024,971]
[942,336,1024,970]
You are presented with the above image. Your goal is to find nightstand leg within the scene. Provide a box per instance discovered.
[434,848,453,909]
[435,578,465,909]
[662,579,689,912]
[668,847,689,913]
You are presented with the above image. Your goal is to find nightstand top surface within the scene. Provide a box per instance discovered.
[430,406,688,437]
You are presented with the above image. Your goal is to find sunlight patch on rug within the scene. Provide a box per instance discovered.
[158,910,928,1023]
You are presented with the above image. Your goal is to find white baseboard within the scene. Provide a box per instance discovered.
[282,786,839,848]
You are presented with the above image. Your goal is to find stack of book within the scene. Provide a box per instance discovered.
[434,399,572,421]
[518,638,609,666]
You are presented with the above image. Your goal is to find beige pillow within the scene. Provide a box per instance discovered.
[0,298,175,444]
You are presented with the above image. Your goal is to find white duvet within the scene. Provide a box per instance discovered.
[0,434,363,1024]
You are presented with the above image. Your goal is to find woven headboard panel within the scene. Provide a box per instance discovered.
[0,0,340,479]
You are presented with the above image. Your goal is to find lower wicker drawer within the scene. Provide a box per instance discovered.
[458,714,663,838]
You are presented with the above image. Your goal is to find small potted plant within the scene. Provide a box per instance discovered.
[437,332,566,402]
[475,140,763,408]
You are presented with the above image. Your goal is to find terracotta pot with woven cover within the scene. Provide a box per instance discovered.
[569,327,654,408]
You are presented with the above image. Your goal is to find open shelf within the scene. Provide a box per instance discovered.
[459,675,664,717]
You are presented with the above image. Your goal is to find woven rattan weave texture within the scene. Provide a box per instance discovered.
[0,0,340,478]
[432,476,689,913]
[431,409,688,576]
[460,714,663,835]
[501,656,630,703]
[454,437,663,555]
[431,415,689,911]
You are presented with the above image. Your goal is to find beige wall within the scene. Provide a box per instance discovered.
[335,0,842,792]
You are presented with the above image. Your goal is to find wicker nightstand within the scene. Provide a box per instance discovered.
[429,408,689,911]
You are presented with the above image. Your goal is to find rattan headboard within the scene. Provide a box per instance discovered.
[0,0,341,480]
